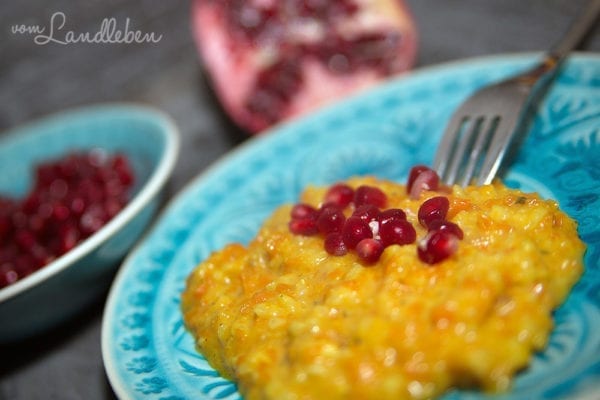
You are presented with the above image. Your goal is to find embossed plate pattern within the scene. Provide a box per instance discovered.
[102,54,600,400]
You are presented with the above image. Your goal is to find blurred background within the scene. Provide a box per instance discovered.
[0,0,598,399]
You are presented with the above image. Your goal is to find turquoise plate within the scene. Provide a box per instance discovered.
[102,54,600,400]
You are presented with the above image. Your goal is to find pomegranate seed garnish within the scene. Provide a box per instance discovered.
[324,183,354,208]
[288,174,464,267]
[407,166,440,199]
[378,208,407,225]
[427,219,464,240]
[356,238,384,264]
[417,230,459,265]
[407,165,431,189]
[317,205,346,234]
[342,216,372,249]
[352,204,380,223]
[379,219,417,247]
[418,196,450,229]
[289,218,318,236]
[353,185,387,208]
[324,232,348,256]
[291,203,318,221]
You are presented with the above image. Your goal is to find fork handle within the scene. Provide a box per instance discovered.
[550,0,600,60]
[519,0,600,86]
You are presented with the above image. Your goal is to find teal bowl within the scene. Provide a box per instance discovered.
[0,104,179,342]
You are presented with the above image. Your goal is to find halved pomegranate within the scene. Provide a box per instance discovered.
[192,0,418,133]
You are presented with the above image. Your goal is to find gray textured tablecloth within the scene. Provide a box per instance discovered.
[0,1,598,398]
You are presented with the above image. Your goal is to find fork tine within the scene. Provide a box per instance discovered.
[444,117,480,185]
[476,117,519,185]
[458,116,499,186]
[432,112,468,181]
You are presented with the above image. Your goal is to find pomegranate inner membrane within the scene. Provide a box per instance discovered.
[0,150,135,289]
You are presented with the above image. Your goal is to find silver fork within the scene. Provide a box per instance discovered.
[433,0,600,187]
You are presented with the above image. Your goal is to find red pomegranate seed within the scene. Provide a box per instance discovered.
[417,230,459,265]
[69,197,86,216]
[407,166,440,199]
[52,204,71,222]
[22,194,40,214]
[407,165,431,190]
[356,238,384,264]
[15,230,36,252]
[49,179,68,199]
[378,208,407,225]
[11,211,28,230]
[342,216,372,249]
[418,196,450,229]
[324,232,348,256]
[323,183,354,208]
[379,218,416,246]
[291,203,318,221]
[0,215,12,241]
[289,218,318,236]
[27,214,47,235]
[104,199,123,219]
[34,164,56,187]
[427,219,464,240]
[79,208,106,236]
[30,245,50,267]
[352,204,380,223]
[58,225,79,254]
[353,185,387,208]
[317,205,346,234]
[113,154,135,186]
[14,254,36,277]
[0,266,18,287]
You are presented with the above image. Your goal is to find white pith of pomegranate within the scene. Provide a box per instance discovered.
[192,0,418,133]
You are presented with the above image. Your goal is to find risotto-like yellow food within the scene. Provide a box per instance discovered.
[181,176,585,400]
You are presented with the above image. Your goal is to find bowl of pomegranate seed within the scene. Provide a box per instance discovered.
[0,103,179,342]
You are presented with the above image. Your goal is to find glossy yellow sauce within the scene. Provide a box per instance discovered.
[181,177,585,400]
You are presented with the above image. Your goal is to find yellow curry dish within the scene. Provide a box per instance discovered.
[181,165,585,400]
